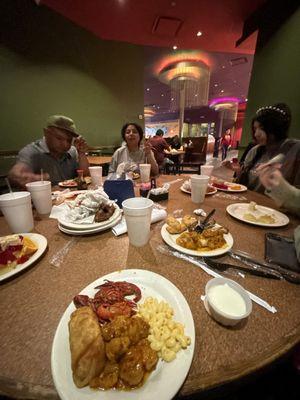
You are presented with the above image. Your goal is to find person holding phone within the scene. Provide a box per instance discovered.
[108,123,158,177]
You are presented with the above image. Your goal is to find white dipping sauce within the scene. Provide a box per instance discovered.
[208,283,246,317]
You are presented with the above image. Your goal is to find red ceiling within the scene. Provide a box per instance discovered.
[40,0,266,54]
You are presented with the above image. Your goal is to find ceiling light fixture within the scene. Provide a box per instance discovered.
[196,31,202,37]
[173,45,177,50]
[220,89,224,93]
[214,83,218,87]
[146,88,150,91]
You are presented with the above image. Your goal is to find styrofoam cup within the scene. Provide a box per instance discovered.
[26,181,52,214]
[0,192,34,233]
[190,174,209,203]
[89,166,102,187]
[139,164,151,183]
[200,165,214,177]
[122,197,153,247]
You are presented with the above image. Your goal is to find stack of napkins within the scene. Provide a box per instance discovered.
[112,208,167,236]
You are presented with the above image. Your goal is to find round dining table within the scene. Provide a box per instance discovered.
[0,176,300,399]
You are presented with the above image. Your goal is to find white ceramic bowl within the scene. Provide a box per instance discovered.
[205,277,252,326]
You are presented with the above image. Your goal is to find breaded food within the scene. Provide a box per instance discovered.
[166,215,197,234]
[176,227,228,251]
[69,306,106,388]
[166,216,187,234]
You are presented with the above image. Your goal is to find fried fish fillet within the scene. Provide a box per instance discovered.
[69,306,106,388]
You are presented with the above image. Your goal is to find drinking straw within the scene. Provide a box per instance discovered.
[41,169,44,183]
[5,177,14,197]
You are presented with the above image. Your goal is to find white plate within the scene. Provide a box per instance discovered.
[0,233,47,282]
[58,205,121,230]
[58,214,122,235]
[51,269,195,400]
[226,203,289,227]
[161,223,233,257]
[212,182,247,192]
[180,185,217,196]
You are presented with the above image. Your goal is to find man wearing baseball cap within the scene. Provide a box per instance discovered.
[9,115,90,187]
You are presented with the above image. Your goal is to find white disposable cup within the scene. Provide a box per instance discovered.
[0,192,34,233]
[200,165,214,177]
[139,164,151,183]
[89,166,102,187]
[191,174,210,203]
[122,197,153,247]
[25,181,52,214]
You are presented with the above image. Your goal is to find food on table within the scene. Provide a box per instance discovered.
[243,201,276,224]
[212,181,229,190]
[228,184,242,190]
[138,297,191,362]
[207,283,246,317]
[89,316,158,390]
[69,306,106,388]
[69,280,163,391]
[73,279,141,322]
[176,225,229,251]
[66,189,115,223]
[0,234,38,270]
[182,179,191,191]
[166,215,197,234]
[206,185,216,194]
[94,203,115,222]
[59,179,78,187]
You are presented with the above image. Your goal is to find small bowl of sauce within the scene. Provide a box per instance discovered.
[205,277,252,326]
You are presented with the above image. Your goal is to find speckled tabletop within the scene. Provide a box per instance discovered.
[0,176,300,399]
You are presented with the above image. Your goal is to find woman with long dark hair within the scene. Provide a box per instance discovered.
[231,103,300,193]
[108,123,158,177]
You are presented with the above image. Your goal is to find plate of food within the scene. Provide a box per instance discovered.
[180,181,217,196]
[0,233,47,281]
[59,179,78,188]
[226,202,289,227]
[51,269,195,400]
[57,189,121,230]
[161,215,233,257]
[58,213,122,235]
[211,180,247,192]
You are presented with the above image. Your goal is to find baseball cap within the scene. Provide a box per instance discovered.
[46,115,79,137]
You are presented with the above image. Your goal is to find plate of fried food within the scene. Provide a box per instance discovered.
[226,201,289,227]
[211,179,247,192]
[51,269,195,400]
[161,215,233,257]
[0,233,47,281]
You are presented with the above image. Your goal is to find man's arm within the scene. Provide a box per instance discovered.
[8,162,46,188]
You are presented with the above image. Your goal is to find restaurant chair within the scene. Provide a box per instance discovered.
[178,150,205,174]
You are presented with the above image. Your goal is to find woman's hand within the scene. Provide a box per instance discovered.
[143,139,153,155]
[256,163,282,190]
[222,160,241,173]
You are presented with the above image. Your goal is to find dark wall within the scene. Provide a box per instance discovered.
[0,0,144,150]
[241,7,300,146]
